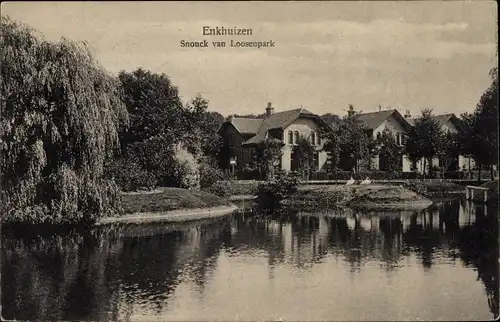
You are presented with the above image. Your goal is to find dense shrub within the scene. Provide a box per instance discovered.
[205,180,233,198]
[172,144,200,189]
[105,159,157,192]
[236,167,261,180]
[231,181,259,195]
[256,171,300,209]
[200,160,228,188]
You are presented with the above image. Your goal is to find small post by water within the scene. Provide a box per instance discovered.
[465,185,489,204]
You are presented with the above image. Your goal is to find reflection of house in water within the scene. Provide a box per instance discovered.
[458,200,476,227]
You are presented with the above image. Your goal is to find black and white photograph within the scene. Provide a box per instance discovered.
[0,1,498,321]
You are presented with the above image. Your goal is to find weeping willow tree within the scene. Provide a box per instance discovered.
[0,17,128,224]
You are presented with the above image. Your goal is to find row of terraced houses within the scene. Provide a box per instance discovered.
[218,103,474,175]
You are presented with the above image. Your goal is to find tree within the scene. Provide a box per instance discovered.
[376,129,403,178]
[436,131,459,178]
[404,109,441,177]
[0,17,128,224]
[194,110,225,159]
[294,135,315,180]
[457,112,476,178]
[321,127,341,178]
[254,138,283,180]
[471,66,498,180]
[118,68,184,150]
[117,70,220,186]
[336,107,375,173]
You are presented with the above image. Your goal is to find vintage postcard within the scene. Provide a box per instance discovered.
[1,1,498,321]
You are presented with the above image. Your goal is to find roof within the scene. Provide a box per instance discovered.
[242,108,319,146]
[431,114,457,127]
[406,114,458,128]
[227,117,263,135]
[357,109,412,131]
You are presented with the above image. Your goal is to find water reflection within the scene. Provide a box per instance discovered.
[2,199,498,321]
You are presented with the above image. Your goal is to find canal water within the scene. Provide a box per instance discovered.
[2,199,498,321]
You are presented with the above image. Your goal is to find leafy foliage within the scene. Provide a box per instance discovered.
[322,107,375,173]
[472,67,498,170]
[457,112,476,159]
[200,111,225,158]
[376,129,403,178]
[199,159,229,189]
[294,135,315,178]
[256,171,300,210]
[454,67,498,179]
[117,68,184,186]
[0,17,127,224]
[104,158,157,192]
[436,131,459,174]
[254,138,284,180]
[117,69,222,189]
[404,109,441,175]
[204,180,233,198]
[172,144,200,190]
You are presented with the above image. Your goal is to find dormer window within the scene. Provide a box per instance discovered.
[288,131,293,144]
[294,131,299,145]
[311,132,316,145]
[316,134,321,146]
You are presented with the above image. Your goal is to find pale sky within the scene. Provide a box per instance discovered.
[2,1,497,117]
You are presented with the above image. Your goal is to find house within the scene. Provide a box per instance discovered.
[218,103,332,173]
[405,112,474,172]
[356,109,414,172]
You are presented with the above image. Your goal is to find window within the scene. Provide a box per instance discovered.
[316,133,321,146]
[294,131,299,145]
[396,133,400,145]
[288,131,293,144]
[376,132,381,140]
[311,132,316,145]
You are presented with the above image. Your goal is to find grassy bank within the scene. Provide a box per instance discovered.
[403,181,465,197]
[120,187,232,215]
[285,184,432,211]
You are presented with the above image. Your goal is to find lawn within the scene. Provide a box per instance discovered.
[120,187,232,214]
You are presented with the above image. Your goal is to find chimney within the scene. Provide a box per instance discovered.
[347,104,355,117]
[404,110,412,119]
[266,102,274,117]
